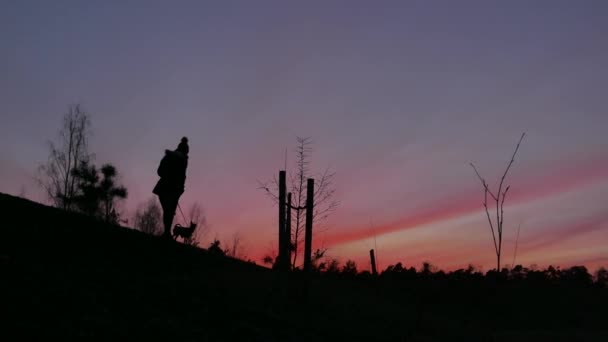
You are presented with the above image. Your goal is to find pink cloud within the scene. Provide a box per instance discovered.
[323,154,608,247]
[518,214,608,254]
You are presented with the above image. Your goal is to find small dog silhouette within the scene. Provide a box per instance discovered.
[172,221,197,241]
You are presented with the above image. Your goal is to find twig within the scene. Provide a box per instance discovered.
[512,221,523,267]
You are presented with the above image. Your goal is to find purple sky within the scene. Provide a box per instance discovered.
[1,1,607,270]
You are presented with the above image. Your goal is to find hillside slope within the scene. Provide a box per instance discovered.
[2,193,300,340]
[2,192,607,341]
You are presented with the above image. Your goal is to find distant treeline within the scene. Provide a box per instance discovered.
[296,260,608,288]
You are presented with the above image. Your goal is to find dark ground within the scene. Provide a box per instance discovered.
[2,192,606,341]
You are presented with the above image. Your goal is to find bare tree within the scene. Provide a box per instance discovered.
[134,198,163,236]
[183,202,209,247]
[38,104,92,210]
[258,136,338,268]
[224,232,245,259]
[470,132,525,271]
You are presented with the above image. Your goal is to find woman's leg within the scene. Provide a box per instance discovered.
[159,195,176,237]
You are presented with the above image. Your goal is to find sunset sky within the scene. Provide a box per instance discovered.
[1,1,607,271]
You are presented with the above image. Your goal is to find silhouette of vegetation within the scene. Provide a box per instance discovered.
[207,238,225,257]
[324,258,341,274]
[261,243,278,268]
[310,248,327,271]
[262,255,274,266]
[341,259,358,275]
[38,104,92,210]
[264,246,327,270]
[133,197,162,236]
[596,267,608,287]
[70,161,128,224]
[470,132,525,270]
[223,232,245,259]
[259,136,338,268]
[98,164,128,222]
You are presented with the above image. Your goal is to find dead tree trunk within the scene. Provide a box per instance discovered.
[303,178,314,273]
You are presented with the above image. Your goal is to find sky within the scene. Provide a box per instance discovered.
[1,0,607,272]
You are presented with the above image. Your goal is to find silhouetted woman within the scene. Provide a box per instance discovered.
[153,137,189,238]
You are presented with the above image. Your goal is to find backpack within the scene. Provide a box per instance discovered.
[157,153,169,178]
[152,154,169,195]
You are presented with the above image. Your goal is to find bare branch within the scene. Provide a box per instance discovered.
[469,163,498,201]
[483,188,499,256]
[257,180,279,203]
[497,132,525,196]
[499,185,510,231]
[511,221,523,268]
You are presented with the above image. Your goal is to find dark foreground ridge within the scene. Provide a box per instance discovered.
[2,192,606,341]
